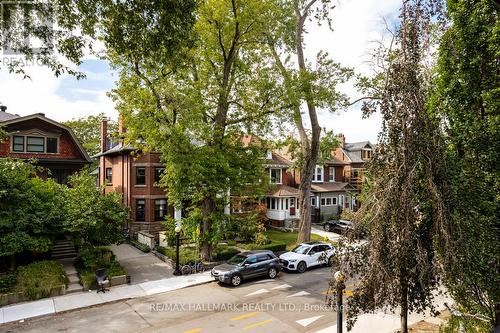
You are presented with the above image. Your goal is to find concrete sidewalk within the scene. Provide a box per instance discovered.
[0,271,213,325]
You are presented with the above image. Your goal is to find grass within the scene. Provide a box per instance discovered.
[14,261,68,300]
[265,230,324,250]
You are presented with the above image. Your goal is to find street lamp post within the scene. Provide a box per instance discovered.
[173,225,182,275]
[334,271,346,333]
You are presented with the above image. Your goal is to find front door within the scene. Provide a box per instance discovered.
[289,198,296,216]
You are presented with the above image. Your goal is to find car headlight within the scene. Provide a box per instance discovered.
[288,259,297,263]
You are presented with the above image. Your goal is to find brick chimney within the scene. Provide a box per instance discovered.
[336,133,345,148]
[100,116,108,153]
[0,104,7,112]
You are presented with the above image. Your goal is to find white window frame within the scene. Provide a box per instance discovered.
[269,168,282,184]
[328,166,335,182]
[312,165,323,183]
[320,197,338,206]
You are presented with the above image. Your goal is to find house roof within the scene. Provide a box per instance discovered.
[269,184,299,197]
[266,152,293,168]
[342,141,375,163]
[0,110,20,122]
[324,156,349,166]
[311,182,353,193]
[0,113,91,162]
[92,142,135,158]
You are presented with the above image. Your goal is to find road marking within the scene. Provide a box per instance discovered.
[230,312,258,321]
[287,290,310,298]
[183,328,202,333]
[245,288,269,297]
[296,315,324,327]
[243,319,273,330]
[272,283,292,289]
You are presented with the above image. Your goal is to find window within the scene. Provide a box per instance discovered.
[136,167,146,185]
[245,256,257,264]
[320,197,337,206]
[154,167,165,184]
[12,136,24,152]
[46,137,58,153]
[362,149,372,160]
[257,254,271,262]
[311,196,317,207]
[26,136,44,152]
[105,168,112,184]
[312,165,323,182]
[136,199,146,221]
[154,199,167,221]
[269,168,282,184]
[328,167,335,182]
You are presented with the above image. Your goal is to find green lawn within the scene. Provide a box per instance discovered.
[265,230,324,250]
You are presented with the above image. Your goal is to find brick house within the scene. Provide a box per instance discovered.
[333,133,375,191]
[94,118,180,237]
[0,107,91,183]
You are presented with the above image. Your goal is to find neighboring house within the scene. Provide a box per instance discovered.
[264,151,300,227]
[0,106,91,183]
[94,118,180,237]
[333,133,375,191]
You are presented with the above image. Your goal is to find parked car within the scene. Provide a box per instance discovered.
[211,250,281,286]
[323,219,366,238]
[279,241,336,273]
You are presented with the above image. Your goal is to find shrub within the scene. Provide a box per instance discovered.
[75,246,126,287]
[239,241,287,253]
[131,240,151,253]
[157,246,197,266]
[0,272,17,293]
[14,261,67,300]
[215,247,240,261]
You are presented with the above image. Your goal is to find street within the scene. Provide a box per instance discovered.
[0,266,347,333]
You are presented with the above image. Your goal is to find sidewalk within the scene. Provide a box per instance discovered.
[0,271,213,325]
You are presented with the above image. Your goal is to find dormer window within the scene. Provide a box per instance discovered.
[312,165,323,182]
[362,149,372,160]
[11,135,58,154]
[269,168,282,184]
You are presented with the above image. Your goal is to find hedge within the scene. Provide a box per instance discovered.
[0,272,17,294]
[75,246,126,288]
[215,247,240,261]
[157,246,197,266]
[239,242,287,252]
[131,240,151,253]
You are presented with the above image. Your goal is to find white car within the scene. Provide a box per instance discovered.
[279,241,336,273]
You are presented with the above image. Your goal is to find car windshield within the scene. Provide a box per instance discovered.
[292,245,310,254]
[227,254,247,265]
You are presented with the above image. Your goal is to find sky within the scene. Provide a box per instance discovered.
[0,0,401,143]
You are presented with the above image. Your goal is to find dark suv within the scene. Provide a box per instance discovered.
[211,250,281,286]
[324,219,366,238]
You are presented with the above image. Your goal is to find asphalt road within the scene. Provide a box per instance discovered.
[0,265,355,333]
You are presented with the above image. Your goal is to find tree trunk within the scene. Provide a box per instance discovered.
[295,5,321,244]
[400,279,409,333]
[200,197,215,261]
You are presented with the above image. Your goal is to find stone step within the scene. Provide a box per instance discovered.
[52,249,77,255]
[66,283,83,294]
[52,245,75,251]
[52,252,77,259]
[68,274,79,284]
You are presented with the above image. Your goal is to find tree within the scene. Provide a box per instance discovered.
[63,113,117,157]
[64,171,129,247]
[341,1,449,332]
[0,0,196,78]
[110,0,282,260]
[430,0,500,328]
[0,159,67,268]
[265,0,352,243]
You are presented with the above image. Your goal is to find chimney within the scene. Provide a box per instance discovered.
[336,133,345,148]
[0,104,6,112]
[100,116,108,153]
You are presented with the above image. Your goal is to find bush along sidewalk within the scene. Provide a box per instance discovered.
[0,261,68,306]
[156,245,242,267]
[75,246,127,290]
[130,240,151,253]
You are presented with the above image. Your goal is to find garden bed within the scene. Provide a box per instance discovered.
[0,261,68,306]
[75,246,127,290]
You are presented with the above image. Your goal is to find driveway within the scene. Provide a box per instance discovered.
[110,244,173,284]
[311,224,342,242]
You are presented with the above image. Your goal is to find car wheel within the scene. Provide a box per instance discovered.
[230,274,242,287]
[324,224,331,232]
[268,267,278,279]
[297,261,307,273]
[328,255,335,267]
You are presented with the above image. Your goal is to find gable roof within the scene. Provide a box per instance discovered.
[266,152,293,168]
[0,113,91,162]
[324,156,349,166]
[269,184,299,197]
[344,141,374,151]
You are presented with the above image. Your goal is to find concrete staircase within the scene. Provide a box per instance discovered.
[51,240,83,294]
[51,239,78,260]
